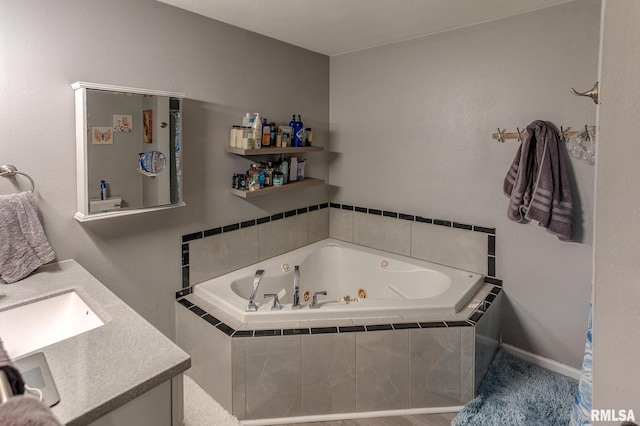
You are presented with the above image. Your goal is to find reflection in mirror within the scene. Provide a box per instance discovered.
[72,82,185,221]
[139,151,167,174]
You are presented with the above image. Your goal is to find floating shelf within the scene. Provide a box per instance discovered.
[227,146,323,156]
[229,178,324,198]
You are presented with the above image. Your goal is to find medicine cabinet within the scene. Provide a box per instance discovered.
[72,82,185,222]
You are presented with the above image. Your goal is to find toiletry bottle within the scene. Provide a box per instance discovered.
[297,159,305,180]
[291,115,299,147]
[100,180,107,200]
[281,156,289,184]
[242,113,251,128]
[253,113,262,148]
[289,115,296,132]
[261,119,271,147]
[245,118,255,149]
[294,115,304,147]
[305,128,312,146]
[289,157,298,181]
[269,122,276,146]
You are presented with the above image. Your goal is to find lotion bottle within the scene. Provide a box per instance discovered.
[252,113,262,148]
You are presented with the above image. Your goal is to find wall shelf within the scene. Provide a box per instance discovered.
[229,178,324,198]
[227,146,323,156]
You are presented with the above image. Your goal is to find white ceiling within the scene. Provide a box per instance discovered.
[156,0,573,56]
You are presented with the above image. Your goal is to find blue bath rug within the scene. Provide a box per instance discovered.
[452,349,578,426]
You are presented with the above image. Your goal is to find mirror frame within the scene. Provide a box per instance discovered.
[72,82,186,222]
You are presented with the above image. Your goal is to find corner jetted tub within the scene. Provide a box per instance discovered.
[194,239,484,323]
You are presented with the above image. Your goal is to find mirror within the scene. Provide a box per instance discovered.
[72,82,185,221]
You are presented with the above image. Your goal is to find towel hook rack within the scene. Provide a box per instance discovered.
[0,165,35,193]
[570,82,599,105]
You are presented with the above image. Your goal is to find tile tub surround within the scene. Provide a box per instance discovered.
[329,204,496,277]
[175,284,501,420]
[176,202,500,419]
[180,203,330,290]
[179,202,497,296]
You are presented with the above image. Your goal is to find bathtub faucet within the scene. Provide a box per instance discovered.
[292,266,302,310]
[246,269,265,312]
[310,291,327,309]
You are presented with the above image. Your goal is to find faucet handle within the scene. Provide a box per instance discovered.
[264,293,282,310]
[310,291,327,309]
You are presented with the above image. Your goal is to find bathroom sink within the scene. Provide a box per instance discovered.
[0,291,104,359]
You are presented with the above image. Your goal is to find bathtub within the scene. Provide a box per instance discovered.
[194,238,484,323]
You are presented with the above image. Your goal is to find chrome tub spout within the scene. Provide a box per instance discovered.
[292,266,302,309]
[246,269,265,312]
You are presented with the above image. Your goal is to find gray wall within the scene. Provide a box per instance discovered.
[330,1,600,368]
[2,0,601,369]
[594,0,640,413]
[0,0,330,338]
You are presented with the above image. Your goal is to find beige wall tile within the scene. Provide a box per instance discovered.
[355,330,409,411]
[329,208,354,242]
[309,208,330,243]
[189,227,259,285]
[259,214,309,260]
[302,333,356,415]
[409,327,462,407]
[245,336,302,419]
[474,292,502,391]
[232,339,246,419]
[411,222,488,274]
[353,212,411,256]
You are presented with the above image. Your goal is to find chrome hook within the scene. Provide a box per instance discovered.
[583,125,591,142]
[559,126,570,142]
[570,82,599,105]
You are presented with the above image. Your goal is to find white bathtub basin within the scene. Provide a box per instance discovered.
[0,291,104,359]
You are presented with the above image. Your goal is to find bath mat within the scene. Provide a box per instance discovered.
[183,375,241,426]
[452,349,578,426]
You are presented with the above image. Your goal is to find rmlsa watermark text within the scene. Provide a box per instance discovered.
[591,409,635,422]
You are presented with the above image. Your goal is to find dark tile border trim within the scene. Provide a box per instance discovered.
[176,284,500,340]
[180,202,332,289]
[180,201,499,300]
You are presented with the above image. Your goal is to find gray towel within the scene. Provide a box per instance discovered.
[0,396,62,426]
[504,120,574,241]
[0,338,24,397]
[0,192,55,283]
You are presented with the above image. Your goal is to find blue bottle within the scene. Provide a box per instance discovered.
[294,115,304,147]
[100,180,107,200]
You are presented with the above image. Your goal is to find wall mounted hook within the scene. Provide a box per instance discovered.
[583,124,591,142]
[570,81,599,104]
[496,128,506,143]
[516,127,525,143]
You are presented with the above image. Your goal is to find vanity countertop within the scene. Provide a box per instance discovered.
[0,259,190,426]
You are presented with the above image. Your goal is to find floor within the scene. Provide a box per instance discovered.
[287,413,457,426]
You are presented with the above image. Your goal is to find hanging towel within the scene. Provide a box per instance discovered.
[0,396,62,426]
[0,192,55,283]
[0,338,24,398]
[503,120,574,240]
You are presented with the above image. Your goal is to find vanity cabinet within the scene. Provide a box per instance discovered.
[227,145,324,198]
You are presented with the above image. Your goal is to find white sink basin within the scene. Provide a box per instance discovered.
[0,291,104,359]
